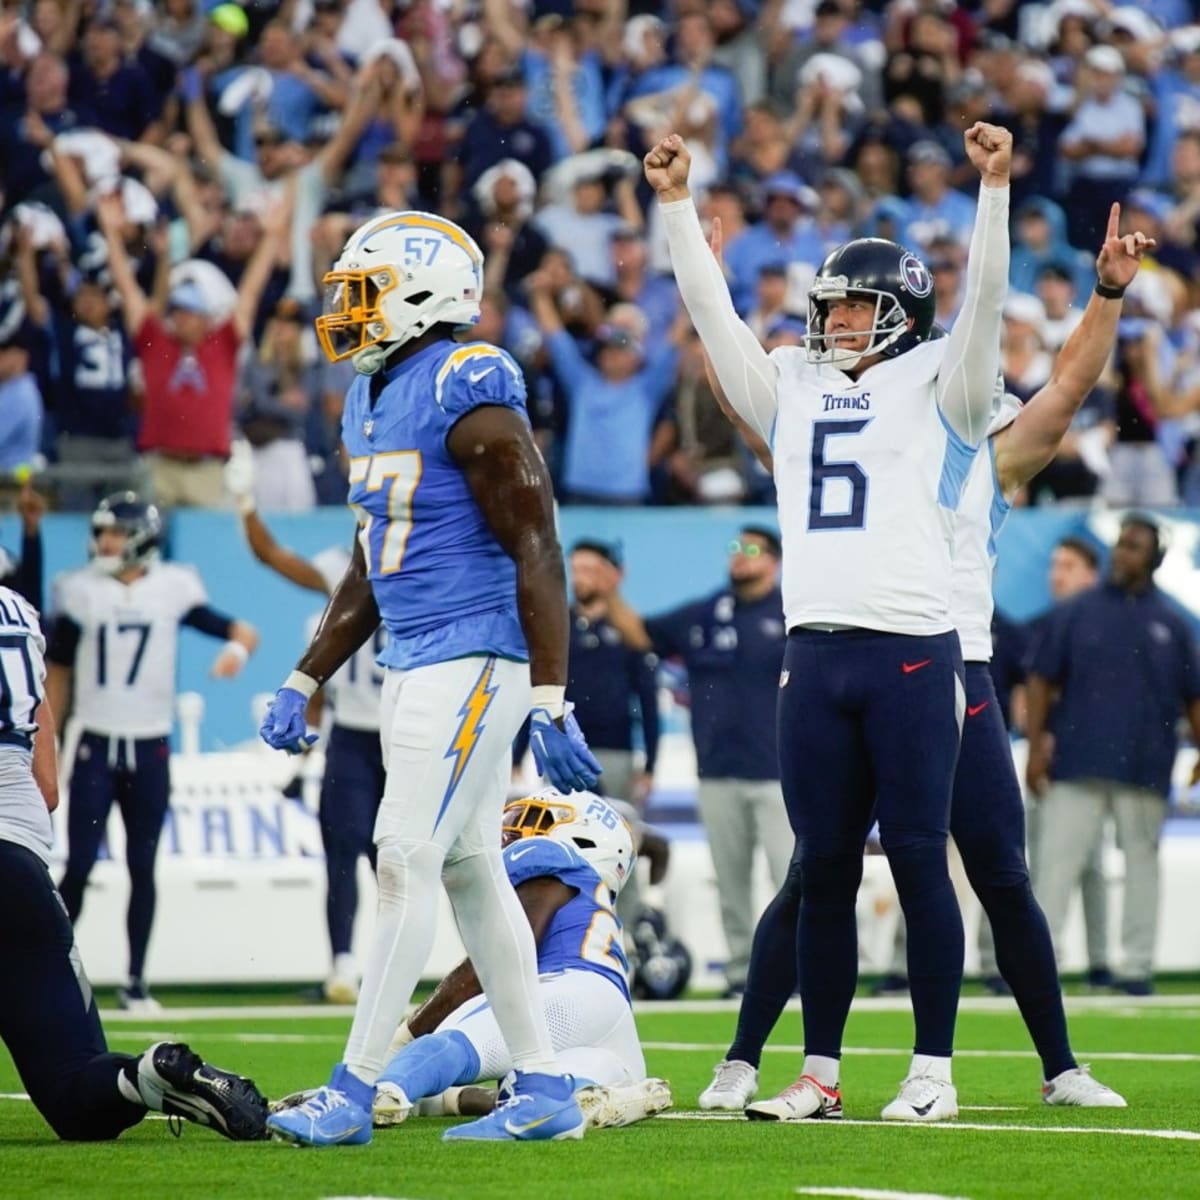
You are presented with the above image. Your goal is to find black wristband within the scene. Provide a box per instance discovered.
[1094,281,1126,300]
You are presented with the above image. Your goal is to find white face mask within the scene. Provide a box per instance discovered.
[89,554,125,576]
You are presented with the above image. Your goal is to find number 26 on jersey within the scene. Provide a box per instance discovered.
[349,452,423,576]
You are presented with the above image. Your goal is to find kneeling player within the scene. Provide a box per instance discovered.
[0,585,268,1143]
[283,791,670,1131]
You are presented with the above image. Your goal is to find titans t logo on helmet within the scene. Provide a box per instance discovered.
[900,253,933,298]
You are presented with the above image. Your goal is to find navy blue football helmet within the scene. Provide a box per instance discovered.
[806,238,937,368]
[89,492,163,573]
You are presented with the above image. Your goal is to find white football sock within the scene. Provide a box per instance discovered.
[801,1055,840,1089]
[443,848,558,1075]
[343,839,445,1084]
[909,1053,953,1083]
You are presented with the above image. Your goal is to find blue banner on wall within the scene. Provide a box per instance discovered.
[4,505,1199,750]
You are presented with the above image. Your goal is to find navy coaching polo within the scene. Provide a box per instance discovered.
[1030,582,1200,796]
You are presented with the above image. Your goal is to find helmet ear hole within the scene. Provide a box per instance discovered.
[404,290,433,307]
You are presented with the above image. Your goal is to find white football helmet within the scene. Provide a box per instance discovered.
[316,210,484,374]
[503,788,636,898]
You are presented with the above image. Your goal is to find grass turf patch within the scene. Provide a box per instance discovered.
[2,1000,1197,1200]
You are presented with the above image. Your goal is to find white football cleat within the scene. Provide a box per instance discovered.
[698,1060,758,1111]
[1042,1066,1127,1108]
[117,981,163,1015]
[372,1080,413,1127]
[576,1078,673,1129]
[881,1075,958,1121]
[746,1075,842,1121]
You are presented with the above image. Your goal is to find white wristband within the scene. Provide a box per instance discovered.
[223,640,249,664]
[284,670,319,699]
[530,685,566,719]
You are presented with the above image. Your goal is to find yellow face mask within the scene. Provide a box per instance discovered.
[315,267,399,363]
[501,797,578,847]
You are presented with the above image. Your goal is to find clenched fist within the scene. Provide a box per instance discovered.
[643,134,692,203]
[964,122,1013,188]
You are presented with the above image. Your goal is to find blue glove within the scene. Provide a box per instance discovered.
[529,707,601,792]
[260,687,318,754]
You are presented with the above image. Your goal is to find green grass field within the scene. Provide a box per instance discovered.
[3,993,1198,1200]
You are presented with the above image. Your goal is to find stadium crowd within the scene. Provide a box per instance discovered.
[2,0,1200,509]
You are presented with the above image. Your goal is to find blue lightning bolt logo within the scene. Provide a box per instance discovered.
[434,657,498,832]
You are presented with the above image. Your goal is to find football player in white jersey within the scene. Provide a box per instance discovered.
[694,205,1145,1116]
[646,124,1012,1120]
[236,501,386,1003]
[0,585,271,1142]
[46,493,259,1012]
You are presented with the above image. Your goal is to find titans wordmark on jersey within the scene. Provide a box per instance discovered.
[341,340,530,672]
[502,837,630,1001]
[50,563,208,738]
[769,340,976,636]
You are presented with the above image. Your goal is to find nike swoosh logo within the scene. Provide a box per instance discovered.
[910,1100,936,1117]
[468,366,497,384]
[509,845,539,861]
[901,660,932,674]
[504,1113,555,1136]
[967,701,990,717]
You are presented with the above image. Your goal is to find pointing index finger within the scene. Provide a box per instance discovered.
[1105,202,1120,243]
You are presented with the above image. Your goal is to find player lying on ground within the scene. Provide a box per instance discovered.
[695,204,1148,1119]
[0,585,268,1143]
[274,790,671,1131]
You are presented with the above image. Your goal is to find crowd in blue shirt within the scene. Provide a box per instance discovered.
[3,0,1200,510]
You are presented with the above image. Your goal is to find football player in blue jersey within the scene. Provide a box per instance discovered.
[273,791,671,1131]
[260,210,602,1146]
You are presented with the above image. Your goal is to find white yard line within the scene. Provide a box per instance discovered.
[795,1188,972,1200]
[94,994,1200,1022]
[641,1043,1200,1063]
[658,1111,1200,1140]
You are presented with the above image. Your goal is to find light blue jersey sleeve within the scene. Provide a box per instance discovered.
[433,343,528,438]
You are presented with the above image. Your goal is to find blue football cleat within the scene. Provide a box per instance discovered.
[443,1070,586,1142]
[265,1064,373,1147]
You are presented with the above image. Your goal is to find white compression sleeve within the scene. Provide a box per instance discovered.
[659,196,780,442]
[936,183,1011,447]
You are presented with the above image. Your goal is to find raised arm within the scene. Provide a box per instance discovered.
[993,204,1153,494]
[233,191,293,340]
[13,227,49,328]
[703,217,774,471]
[936,122,1012,447]
[96,193,149,336]
[645,135,778,442]
[240,509,331,594]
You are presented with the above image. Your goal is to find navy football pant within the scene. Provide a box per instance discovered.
[58,733,171,982]
[951,664,1074,1078]
[780,629,965,1060]
[730,661,1075,1079]
[0,840,144,1140]
[319,724,385,959]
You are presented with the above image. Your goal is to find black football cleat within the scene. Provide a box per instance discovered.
[137,1042,269,1141]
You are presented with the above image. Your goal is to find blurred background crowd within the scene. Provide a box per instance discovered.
[3,0,1200,511]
